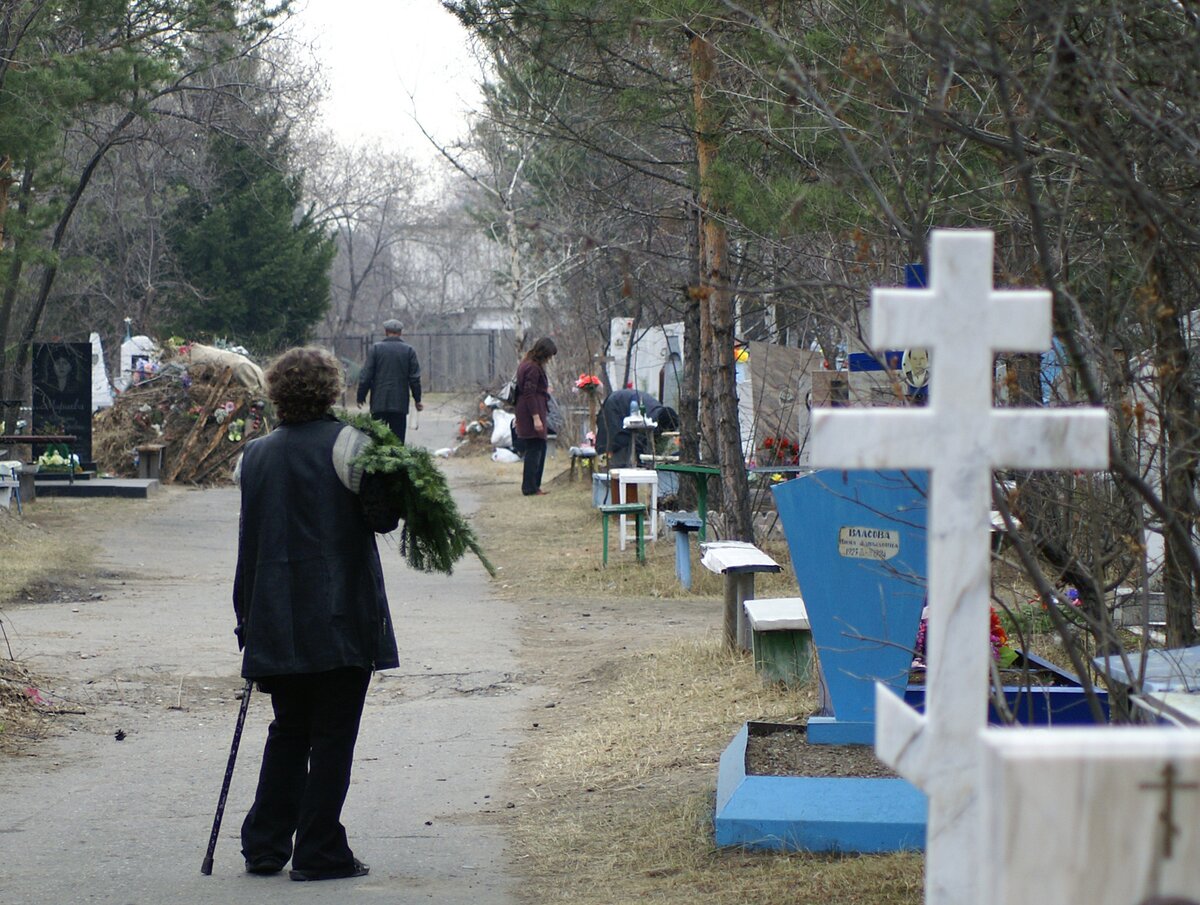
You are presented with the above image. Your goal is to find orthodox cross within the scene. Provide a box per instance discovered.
[1141,761,1200,859]
[810,230,1110,905]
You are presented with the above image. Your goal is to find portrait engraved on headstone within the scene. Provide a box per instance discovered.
[33,342,93,465]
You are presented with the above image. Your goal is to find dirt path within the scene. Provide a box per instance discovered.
[0,462,539,904]
[0,393,746,905]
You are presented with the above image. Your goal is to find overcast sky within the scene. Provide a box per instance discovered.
[290,0,483,156]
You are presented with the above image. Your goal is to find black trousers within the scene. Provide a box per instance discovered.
[377,411,408,444]
[521,437,547,494]
[240,667,371,871]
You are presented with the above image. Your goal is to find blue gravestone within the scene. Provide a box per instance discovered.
[772,470,928,744]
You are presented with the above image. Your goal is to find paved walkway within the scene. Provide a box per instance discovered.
[0,406,535,904]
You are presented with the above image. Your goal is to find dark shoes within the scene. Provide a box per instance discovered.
[289,858,370,882]
[244,857,285,875]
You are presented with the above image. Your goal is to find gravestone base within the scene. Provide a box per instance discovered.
[805,716,876,746]
[715,722,926,853]
[35,469,94,481]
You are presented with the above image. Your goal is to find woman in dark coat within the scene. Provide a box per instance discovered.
[513,336,557,495]
[233,346,398,882]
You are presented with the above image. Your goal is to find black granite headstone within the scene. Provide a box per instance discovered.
[32,342,92,466]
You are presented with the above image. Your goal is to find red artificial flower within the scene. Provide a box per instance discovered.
[989,608,1009,648]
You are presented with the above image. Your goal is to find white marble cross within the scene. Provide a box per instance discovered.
[810,229,1110,905]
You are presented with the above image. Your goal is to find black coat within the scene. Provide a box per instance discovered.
[595,390,679,466]
[356,336,422,414]
[233,417,399,678]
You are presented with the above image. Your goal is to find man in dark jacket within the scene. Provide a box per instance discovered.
[595,388,679,467]
[356,319,423,442]
[234,346,399,882]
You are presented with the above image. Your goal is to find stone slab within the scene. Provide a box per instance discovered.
[34,477,159,499]
[981,728,1200,905]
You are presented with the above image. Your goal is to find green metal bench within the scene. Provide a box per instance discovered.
[598,502,647,566]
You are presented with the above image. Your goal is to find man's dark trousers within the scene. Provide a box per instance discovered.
[378,411,408,444]
[240,667,371,872]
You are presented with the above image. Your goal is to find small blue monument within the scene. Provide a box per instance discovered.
[773,469,928,745]
[714,466,1108,851]
[713,469,930,853]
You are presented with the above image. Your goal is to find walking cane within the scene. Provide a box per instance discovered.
[201,678,253,875]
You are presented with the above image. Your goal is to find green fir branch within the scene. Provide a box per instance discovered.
[338,411,496,577]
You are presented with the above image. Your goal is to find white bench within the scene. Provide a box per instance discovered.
[0,460,22,514]
[699,540,782,650]
[744,597,813,686]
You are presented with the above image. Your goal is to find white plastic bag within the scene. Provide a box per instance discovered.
[491,410,515,448]
[491,448,521,463]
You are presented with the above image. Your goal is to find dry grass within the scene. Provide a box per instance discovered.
[458,451,925,905]
[0,497,117,752]
[525,638,812,791]
[506,638,923,905]
[462,453,798,601]
[0,505,85,603]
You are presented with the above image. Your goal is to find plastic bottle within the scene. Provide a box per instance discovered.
[629,394,639,418]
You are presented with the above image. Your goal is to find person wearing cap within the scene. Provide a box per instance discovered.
[356,319,423,443]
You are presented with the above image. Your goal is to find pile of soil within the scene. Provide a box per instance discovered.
[745,722,898,778]
[92,351,271,485]
[0,660,49,754]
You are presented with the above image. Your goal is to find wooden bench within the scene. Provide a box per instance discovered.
[0,461,21,515]
[136,443,167,480]
[744,597,813,686]
[700,540,783,649]
[599,502,647,566]
[568,446,597,482]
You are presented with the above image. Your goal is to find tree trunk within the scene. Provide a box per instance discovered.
[691,31,752,541]
[10,112,136,403]
[0,162,32,403]
[1149,263,1200,648]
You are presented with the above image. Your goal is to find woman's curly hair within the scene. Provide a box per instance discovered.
[266,346,342,424]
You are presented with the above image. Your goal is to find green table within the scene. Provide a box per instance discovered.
[655,462,721,541]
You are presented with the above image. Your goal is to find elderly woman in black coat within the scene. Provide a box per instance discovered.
[233,346,398,882]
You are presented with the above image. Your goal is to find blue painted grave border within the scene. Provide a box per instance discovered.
[714,723,926,853]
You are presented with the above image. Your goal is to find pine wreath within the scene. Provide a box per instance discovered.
[338,411,495,577]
